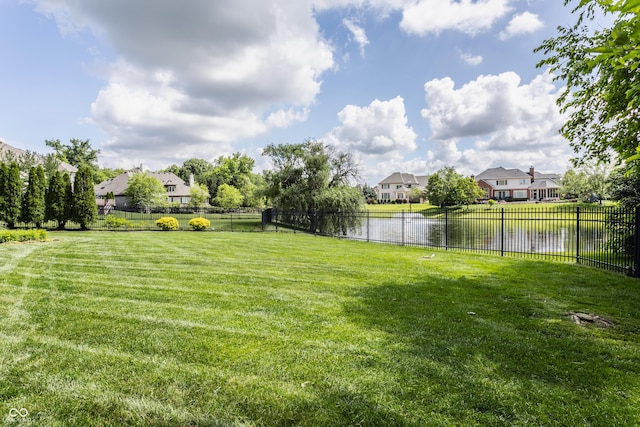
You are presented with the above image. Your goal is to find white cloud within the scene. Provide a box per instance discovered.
[325,96,417,155]
[499,11,544,40]
[422,71,564,145]
[421,71,573,175]
[30,0,335,166]
[400,0,513,36]
[460,53,483,65]
[343,18,370,57]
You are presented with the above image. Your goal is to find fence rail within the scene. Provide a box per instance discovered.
[267,206,640,277]
[6,208,265,233]
[4,205,638,277]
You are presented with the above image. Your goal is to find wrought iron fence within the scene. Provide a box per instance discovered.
[6,205,638,277]
[10,207,265,233]
[267,206,640,277]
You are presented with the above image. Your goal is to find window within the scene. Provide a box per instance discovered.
[396,193,405,199]
[166,185,176,192]
[496,180,507,186]
[513,190,527,199]
[396,185,403,189]
[382,193,390,200]
[519,179,529,185]
[381,184,389,189]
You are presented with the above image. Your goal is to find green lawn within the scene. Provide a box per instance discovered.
[1,232,639,426]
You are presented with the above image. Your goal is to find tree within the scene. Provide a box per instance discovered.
[42,154,62,180]
[561,169,590,200]
[562,161,612,201]
[72,165,97,230]
[0,163,6,225]
[425,167,481,207]
[361,184,378,204]
[46,138,100,169]
[162,164,181,176]
[124,172,167,212]
[408,187,425,204]
[2,162,22,228]
[609,165,640,210]
[456,177,485,206]
[178,158,213,184]
[188,184,210,209]
[201,153,262,207]
[21,166,46,228]
[46,170,73,230]
[93,167,126,185]
[262,140,364,234]
[215,184,243,209]
[535,0,640,167]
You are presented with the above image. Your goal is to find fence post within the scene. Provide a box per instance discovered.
[401,210,405,246]
[576,207,580,263]
[633,206,640,277]
[501,208,505,257]
[445,208,449,250]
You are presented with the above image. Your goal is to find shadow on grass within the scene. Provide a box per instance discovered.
[340,263,640,425]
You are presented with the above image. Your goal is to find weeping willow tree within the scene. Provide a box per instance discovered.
[262,140,364,235]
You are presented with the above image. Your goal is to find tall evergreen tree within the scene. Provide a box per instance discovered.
[0,163,6,223]
[46,170,72,230]
[22,166,46,228]
[72,165,97,230]
[3,162,22,229]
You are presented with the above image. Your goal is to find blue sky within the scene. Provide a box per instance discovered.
[0,0,603,184]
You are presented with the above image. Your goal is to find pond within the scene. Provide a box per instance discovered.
[346,212,607,256]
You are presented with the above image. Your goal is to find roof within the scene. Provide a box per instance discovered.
[0,140,77,174]
[534,172,561,182]
[475,166,531,180]
[530,179,561,189]
[379,172,421,186]
[95,170,191,197]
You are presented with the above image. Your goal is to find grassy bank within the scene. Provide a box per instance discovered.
[1,232,639,426]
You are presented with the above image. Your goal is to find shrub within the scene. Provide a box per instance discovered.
[155,216,179,231]
[0,229,47,243]
[188,217,211,231]
[105,215,134,229]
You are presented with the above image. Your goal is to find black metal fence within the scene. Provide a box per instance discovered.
[267,206,640,277]
[5,205,638,277]
[9,208,265,233]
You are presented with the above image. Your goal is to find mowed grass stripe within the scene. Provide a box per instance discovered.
[1,231,640,426]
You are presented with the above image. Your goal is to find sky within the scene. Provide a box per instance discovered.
[0,0,608,185]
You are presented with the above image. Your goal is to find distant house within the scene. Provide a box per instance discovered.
[376,172,428,203]
[0,139,77,177]
[94,166,194,209]
[475,166,561,201]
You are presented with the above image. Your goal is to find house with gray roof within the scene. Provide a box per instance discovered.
[94,166,194,209]
[0,139,77,177]
[475,166,561,201]
[376,172,427,203]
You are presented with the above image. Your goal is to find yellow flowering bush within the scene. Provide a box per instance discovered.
[188,217,211,231]
[0,229,47,243]
[155,216,179,231]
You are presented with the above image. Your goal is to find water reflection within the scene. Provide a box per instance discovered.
[347,213,595,254]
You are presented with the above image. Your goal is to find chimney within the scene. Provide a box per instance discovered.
[529,166,535,182]
[189,173,195,187]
